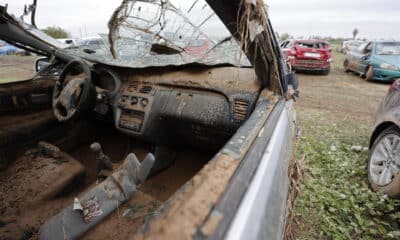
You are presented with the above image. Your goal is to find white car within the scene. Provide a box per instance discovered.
[57,38,79,47]
[340,40,364,54]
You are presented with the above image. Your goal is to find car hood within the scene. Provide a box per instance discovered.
[373,55,400,67]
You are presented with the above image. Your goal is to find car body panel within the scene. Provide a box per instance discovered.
[345,41,400,82]
[370,80,400,146]
[210,99,295,240]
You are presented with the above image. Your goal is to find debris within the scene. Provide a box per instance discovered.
[296,128,302,139]
[200,210,223,237]
[37,141,61,159]
[66,197,104,224]
[330,145,337,152]
[363,147,369,152]
[73,198,83,212]
[351,145,363,153]
[82,197,103,224]
[39,152,155,239]
[122,209,132,218]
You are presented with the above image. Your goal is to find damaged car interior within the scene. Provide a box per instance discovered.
[0,0,297,239]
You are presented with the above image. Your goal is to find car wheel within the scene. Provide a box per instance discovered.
[365,66,374,81]
[343,60,350,72]
[368,126,400,198]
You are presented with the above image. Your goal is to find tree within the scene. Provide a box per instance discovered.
[41,26,69,39]
[280,33,291,41]
[352,28,359,40]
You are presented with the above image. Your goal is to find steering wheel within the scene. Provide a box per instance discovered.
[52,60,96,122]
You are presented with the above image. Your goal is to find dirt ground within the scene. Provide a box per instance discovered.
[0,56,36,83]
[291,49,400,239]
[297,52,388,121]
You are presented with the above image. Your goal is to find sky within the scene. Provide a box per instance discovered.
[1,0,400,40]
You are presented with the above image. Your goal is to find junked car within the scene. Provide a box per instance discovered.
[281,39,333,75]
[76,37,103,48]
[368,79,400,198]
[344,41,400,82]
[0,0,298,239]
[339,40,364,54]
[57,38,80,47]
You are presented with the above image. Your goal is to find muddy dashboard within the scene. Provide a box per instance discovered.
[108,66,261,148]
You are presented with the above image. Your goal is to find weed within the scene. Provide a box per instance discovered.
[294,110,400,239]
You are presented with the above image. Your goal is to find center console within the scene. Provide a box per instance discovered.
[115,82,154,135]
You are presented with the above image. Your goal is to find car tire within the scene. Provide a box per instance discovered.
[365,66,374,81]
[368,126,400,198]
[343,60,350,72]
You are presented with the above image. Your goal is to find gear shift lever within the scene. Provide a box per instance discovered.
[90,142,113,181]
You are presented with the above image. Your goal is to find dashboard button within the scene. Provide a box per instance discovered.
[141,98,149,107]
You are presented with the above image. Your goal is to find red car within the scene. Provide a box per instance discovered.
[185,39,210,56]
[281,39,333,74]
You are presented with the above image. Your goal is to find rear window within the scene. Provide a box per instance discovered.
[348,41,363,47]
[296,41,329,49]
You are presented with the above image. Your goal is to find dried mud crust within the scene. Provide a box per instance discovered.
[82,191,160,240]
[120,67,260,95]
[83,149,210,240]
[133,154,239,240]
[133,91,276,240]
[0,153,83,240]
[0,137,212,240]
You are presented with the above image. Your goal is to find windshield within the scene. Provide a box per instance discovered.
[376,42,400,55]
[59,0,251,68]
[348,41,363,47]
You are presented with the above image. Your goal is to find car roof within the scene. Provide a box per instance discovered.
[295,39,328,44]
[373,40,400,43]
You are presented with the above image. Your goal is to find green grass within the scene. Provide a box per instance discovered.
[294,110,400,239]
[331,44,346,73]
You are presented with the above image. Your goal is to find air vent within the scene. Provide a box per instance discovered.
[139,85,153,94]
[128,82,139,91]
[233,99,249,121]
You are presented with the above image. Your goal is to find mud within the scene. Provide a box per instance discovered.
[134,153,239,240]
[120,66,260,95]
[0,128,212,240]
[0,153,82,239]
[82,191,159,240]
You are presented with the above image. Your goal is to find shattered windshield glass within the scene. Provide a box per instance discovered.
[59,0,251,68]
